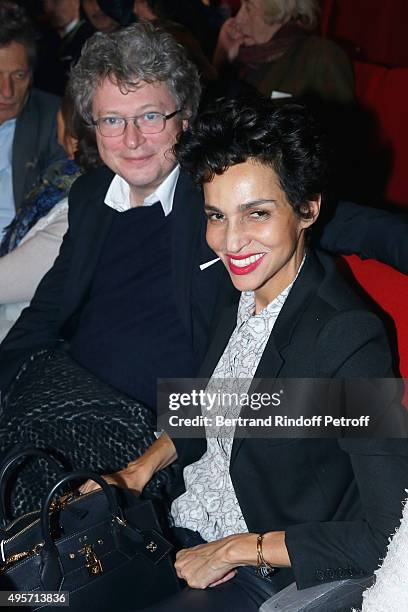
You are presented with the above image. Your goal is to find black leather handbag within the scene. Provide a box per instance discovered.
[0,450,179,611]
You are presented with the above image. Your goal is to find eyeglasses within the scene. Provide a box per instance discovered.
[91,109,182,137]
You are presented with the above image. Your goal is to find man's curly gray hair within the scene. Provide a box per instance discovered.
[68,22,201,124]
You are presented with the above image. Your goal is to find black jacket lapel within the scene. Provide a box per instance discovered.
[256,251,324,378]
[172,170,225,354]
[171,172,203,341]
[230,251,324,466]
[62,170,115,320]
[198,301,239,378]
[12,95,39,211]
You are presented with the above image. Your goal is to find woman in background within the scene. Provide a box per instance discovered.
[213,0,354,103]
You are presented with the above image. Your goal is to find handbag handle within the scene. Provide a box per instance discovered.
[39,471,127,591]
[0,448,65,523]
[41,470,125,549]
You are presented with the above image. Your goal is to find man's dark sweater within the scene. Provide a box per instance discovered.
[69,203,197,410]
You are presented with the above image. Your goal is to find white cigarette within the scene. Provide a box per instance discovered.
[199,257,220,271]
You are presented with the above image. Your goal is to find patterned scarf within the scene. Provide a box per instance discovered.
[0,157,81,256]
[237,21,307,70]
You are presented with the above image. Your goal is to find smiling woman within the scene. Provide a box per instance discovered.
[89,95,408,611]
[149,98,406,611]
[204,160,319,311]
[177,97,325,310]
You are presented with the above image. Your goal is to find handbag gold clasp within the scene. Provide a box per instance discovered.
[50,492,76,512]
[79,543,103,576]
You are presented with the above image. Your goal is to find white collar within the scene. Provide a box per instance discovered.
[104,165,180,216]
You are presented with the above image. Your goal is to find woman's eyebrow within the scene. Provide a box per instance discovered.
[204,203,221,212]
[204,199,277,213]
[239,199,277,211]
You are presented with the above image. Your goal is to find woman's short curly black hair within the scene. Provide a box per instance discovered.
[174,96,329,219]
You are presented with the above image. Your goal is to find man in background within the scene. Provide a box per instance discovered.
[36,0,95,95]
[0,0,61,234]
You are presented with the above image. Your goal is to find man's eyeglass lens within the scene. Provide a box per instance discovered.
[93,110,181,136]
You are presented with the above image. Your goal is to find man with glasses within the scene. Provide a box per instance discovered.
[0,23,223,503]
[0,22,220,423]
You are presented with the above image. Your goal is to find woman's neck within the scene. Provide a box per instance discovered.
[254,247,306,314]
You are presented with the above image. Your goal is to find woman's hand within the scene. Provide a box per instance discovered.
[79,460,152,495]
[175,533,257,589]
[79,432,177,495]
[174,531,290,590]
[213,18,245,67]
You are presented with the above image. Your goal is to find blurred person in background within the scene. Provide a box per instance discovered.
[36,0,95,95]
[96,0,136,28]
[136,0,223,58]
[82,0,121,33]
[0,90,111,517]
[133,0,217,82]
[0,1,61,235]
[212,0,366,206]
[213,0,354,103]
[0,91,100,342]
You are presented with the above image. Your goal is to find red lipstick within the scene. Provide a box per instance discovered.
[226,252,266,275]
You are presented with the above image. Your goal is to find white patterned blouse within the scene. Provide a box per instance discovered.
[171,259,304,542]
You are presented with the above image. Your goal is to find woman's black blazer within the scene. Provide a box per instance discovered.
[172,250,408,589]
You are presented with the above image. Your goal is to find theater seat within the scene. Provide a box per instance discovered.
[319,0,408,67]
[341,255,408,385]
[319,0,334,37]
[353,61,408,209]
[259,575,374,611]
